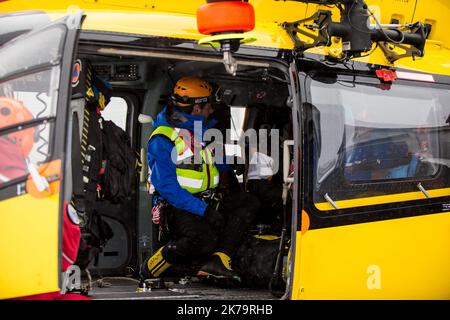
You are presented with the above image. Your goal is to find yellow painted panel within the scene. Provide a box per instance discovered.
[80,11,450,76]
[413,0,450,48]
[291,212,450,299]
[79,11,295,51]
[0,193,60,299]
[1,0,450,75]
[366,0,417,25]
[315,187,450,211]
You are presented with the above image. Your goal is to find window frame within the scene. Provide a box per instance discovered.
[0,17,75,193]
[300,70,450,219]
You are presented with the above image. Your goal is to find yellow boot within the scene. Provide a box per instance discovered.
[197,252,239,279]
[143,246,171,278]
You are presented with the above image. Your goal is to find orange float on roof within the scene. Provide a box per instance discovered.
[197,1,255,35]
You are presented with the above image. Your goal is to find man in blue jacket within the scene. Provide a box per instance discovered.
[142,76,260,280]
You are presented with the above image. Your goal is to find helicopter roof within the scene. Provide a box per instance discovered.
[0,0,449,75]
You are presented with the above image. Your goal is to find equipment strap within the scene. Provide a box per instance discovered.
[70,111,85,212]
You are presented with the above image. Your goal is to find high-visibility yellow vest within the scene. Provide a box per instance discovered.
[148,125,220,194]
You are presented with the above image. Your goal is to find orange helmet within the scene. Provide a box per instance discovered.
[171,76,214,107]
[0,97,36,157]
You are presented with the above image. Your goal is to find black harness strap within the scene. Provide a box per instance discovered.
[70,111,84,212]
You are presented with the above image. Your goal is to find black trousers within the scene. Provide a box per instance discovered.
[247,179,283,226]
[161,191,260,265]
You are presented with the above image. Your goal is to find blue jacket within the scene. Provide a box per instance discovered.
[147,107,229,216]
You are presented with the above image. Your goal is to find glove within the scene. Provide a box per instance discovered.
[203,205,225,230]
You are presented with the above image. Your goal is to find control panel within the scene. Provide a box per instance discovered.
[93,63,140,81]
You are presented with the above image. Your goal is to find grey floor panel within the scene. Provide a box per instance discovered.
[87,278,277,300]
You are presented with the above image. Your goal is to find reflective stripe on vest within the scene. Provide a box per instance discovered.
[148,125,220,194]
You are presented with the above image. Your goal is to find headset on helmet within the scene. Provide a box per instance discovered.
[0,96,37,157]
[170,76,214,108]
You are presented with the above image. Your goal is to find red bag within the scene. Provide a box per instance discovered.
[62,202,81,272]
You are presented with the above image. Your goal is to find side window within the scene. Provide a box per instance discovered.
[0,26,64,187]
[343,114,438,182]
[100,96,128,131]
[308,76,450,209]
[0,72,57,187]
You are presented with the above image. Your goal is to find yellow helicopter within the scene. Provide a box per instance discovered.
[0,0,449,300]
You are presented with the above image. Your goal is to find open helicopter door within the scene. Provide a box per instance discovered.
[0,11,84,299]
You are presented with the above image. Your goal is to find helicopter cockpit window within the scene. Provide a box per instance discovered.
[0,26,64,80]
[0,71,58,187]
[309,76,450,203]
[0,23,65,188]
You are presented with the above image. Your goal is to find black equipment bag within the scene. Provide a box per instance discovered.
[74,115,140,269]
[75,210,114,270]
[100,119,140,204]
[233,235,287,289]
[73,104,114,269]
[71,60,115,269]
